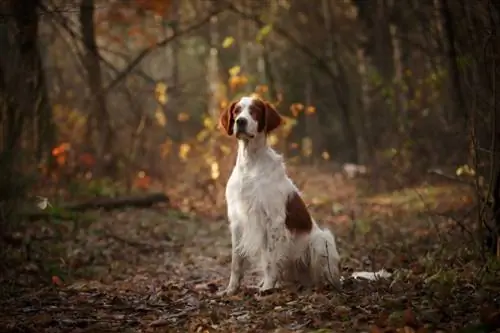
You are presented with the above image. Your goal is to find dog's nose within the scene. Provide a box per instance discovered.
[236,118,247,128]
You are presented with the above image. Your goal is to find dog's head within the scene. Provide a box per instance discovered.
[219,96,282,140]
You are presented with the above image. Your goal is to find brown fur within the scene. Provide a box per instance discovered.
[251,98,282,133]
[219,101,238,135]
[285,192,313,234]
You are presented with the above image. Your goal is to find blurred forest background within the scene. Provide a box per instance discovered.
[1,0,498,249]
[1,0,500,331]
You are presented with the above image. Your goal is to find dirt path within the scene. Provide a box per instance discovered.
[1,176,499,333]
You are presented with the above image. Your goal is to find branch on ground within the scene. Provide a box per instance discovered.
[23,192,169,221]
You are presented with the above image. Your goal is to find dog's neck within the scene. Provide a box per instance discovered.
[236,134,268,168]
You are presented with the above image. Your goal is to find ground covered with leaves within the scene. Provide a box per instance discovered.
[1,168,499,333]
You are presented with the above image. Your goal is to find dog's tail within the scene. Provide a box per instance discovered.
[308,225,342,289]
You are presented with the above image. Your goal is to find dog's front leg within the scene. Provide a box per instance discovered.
[259,229,281,292]
[260,259,278,291]
[219,223,245,296]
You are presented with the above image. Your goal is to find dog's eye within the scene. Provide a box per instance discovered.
[233,107,241,115]
[249,107,260,118]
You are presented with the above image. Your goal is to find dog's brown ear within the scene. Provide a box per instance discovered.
[264,102,282,133]
[219,101,237,135]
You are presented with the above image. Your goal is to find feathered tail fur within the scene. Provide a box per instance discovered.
[307,225,341,288]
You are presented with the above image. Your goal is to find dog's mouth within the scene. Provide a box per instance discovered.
[235,131,254,140]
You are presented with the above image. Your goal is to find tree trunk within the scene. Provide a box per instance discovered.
[13,0,53,163]
[390,24,407,130]
[488,4,500,256]
[373,0,394,81]
[440,0,467,123]
[164,0,182,142]
[238,0,249,74]
[80,0,113,176]
[357,48,372,163]
[207,15,221,118]
[336,67,360,164]
[0,0,53,231]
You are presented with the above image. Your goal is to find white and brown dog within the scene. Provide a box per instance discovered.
[218,96,341,295]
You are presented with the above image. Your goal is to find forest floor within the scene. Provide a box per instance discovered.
[1,166,500,333]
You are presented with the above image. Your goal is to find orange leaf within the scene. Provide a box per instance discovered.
[134,171,151,189]
[51,276,63,286]
[255,85,269,94]
[290,103,304,117]
[177,112,190,122]
[306,106,316,115]
[56,155,66,166]
[135,0,171,16]
[79,153,95,167]
[51,142,70,156]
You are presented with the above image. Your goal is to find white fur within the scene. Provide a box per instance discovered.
[220,97,341,295]
[234,96,259,137]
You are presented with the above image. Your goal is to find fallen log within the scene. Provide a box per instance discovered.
[24,192,169,221]
[65,192,169,211]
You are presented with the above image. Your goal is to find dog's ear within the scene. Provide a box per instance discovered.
[219,101,237,136]
[263,101,282,133]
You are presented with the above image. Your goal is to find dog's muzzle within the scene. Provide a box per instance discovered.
[235,118,253,139]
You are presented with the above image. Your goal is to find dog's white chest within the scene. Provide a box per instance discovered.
[227,169,266,216]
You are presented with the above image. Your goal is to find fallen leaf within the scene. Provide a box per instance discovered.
[51,275,63,286]
[403,308,418,328]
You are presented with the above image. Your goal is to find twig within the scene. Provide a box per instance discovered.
[427,169,475,187]
[411,187,444,243]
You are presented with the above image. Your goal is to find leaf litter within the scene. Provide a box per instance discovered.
[1,168,499,333]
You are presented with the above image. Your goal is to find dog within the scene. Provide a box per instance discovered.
[217,96,341,295]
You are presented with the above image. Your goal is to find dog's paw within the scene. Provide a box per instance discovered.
[255,280,282,289]
[256,286,278,297]
[216,286,238,297]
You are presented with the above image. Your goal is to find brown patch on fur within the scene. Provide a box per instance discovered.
[219,102,241,136]
[285,192,313,234]
[250,98,282,133]
[219,102,234,135]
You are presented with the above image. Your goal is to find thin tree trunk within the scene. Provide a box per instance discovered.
[390,24,407,130]
[238,1,248,74]
[357,48,372,163]
[207,15,220,119]
[165,0,182,141]
[336,67,360,164]
[440,0,467,122]
[373,0,394,81]
[80,0,113,176]
[322,0,333,61]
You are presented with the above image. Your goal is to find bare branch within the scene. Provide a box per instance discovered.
[219,1,338,82]
[97,10,224,97]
